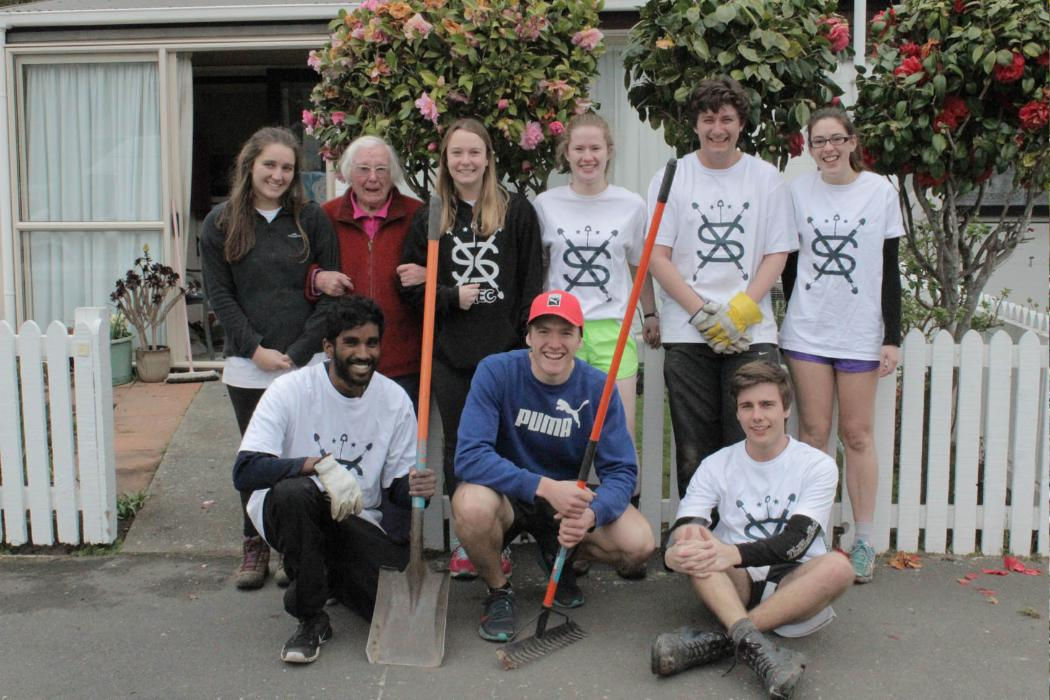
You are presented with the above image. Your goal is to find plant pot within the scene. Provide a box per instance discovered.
[111,336,134,386]
[135,346,171,383]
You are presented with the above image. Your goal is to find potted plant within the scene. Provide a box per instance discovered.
[110,245,195,383]
[109,311,134,386]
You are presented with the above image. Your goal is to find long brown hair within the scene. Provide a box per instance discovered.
[806,107,864,173]
[217,127,309,263]
[436,118,508,237]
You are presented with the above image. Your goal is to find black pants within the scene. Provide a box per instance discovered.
[262,476,408,621]
[663,343,780,497]
[431,357,476,496]
[228,385,266,538]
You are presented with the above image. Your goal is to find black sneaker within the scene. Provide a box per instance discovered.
[536,547,585,609]
[651,627,733,677]
[479,587,516,642]
[735,628,806,699]
[281,612,332,664]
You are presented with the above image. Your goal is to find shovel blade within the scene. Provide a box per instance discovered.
[366,563,450,667]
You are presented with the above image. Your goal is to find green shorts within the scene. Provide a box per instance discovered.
[578,318,638,380]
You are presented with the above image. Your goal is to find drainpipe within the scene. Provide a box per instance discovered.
[0,23,16,323]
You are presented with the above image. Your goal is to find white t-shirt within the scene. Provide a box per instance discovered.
[534,184,647,321]
[222,351,326,390]
[780,171,904,360]
[647,153,796,344]
[675,437,838,580]
[241,362,416,543]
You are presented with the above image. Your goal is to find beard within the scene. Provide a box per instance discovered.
[333,354,375,389]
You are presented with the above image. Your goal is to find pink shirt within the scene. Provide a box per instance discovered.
[350,191,392,240]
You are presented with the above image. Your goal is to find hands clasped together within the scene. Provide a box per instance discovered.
[664,524,740,578]
[538,477,596,549]
[690,292,763,355]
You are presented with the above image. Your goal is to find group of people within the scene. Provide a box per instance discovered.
[201,75,902,698]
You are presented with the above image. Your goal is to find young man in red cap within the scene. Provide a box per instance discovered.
[452,290,655,642]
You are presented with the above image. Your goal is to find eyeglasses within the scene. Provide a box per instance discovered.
[809,134,852,148]
[351,165,390,178]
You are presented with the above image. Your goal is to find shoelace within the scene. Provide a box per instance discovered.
[241,541,263,569]
[486,592,513,618]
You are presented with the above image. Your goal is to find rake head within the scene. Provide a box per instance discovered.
[496,609,586,670]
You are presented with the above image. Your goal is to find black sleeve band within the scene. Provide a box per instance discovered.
[881,237,902,346]
[232,451,305,493]
[735,514,822,568]
[781,251,799,305]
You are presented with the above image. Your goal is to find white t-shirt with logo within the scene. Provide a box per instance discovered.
[676,437,838,579]
[534,184,647,320]
[780,171,904,360]
[647,153,796,344]
[241,362,416,543]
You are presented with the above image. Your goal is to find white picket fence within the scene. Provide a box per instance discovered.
[422,329,1049,556]
[980,293,1050,337]
[0,308,117,546]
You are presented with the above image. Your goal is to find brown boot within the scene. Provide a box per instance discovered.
[235,535,270,590]
[651,627,734,676]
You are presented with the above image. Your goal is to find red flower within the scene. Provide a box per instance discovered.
[818,16,850,53]
[861,147,878,169]
[934,96,970,131]
[899,42,921,58]
[915,171,947,188]
[993,52,1024,83]
[894,56,924,78]
[787,132,804,158]
[953,0,966,12]
[1037,52,1049,67]
[1019,100,1049,131]
[831,96,842,106]
[975,168,993,184]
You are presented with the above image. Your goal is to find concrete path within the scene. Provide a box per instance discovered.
[2,379,1046,698]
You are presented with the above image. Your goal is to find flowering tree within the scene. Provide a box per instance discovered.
[854,0,1049,338]
[623,0,851,169]
[304,0,603,196]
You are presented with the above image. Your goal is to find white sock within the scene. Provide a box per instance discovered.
[854,522,873,544]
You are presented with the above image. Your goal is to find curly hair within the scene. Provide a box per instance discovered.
[688,76,752,128]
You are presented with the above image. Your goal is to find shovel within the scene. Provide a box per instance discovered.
[365,194,450,667]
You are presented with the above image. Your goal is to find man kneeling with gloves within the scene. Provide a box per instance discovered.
[233,295,435,664]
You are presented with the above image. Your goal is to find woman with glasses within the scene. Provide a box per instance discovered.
[201,126,339,590]
[779,107,903,584]
[399,118,543,580]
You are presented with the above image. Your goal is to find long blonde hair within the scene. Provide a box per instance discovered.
[436,118,508,237]
[217,127,309,262]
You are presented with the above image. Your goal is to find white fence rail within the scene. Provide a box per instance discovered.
[422,329,1048,556]
[981,293,1050,337]
[0,308,117,546]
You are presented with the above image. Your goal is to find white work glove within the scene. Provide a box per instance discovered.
[691,293,762,354]
[313,454,363,522]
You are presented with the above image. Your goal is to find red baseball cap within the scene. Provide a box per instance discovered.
[528,290,584,328]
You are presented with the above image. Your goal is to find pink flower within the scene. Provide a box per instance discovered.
[548,120,565,136]
[403,13,433,40]
[331,111,347,126]
[360,0,383,10]
[894,56,923,78]
[819,16,850,53]
[497,98,510,110]
[993,52,1024,83]
[541,78,573,100]
[830,96,841,106]
[519,121,544,150]
[307,50,322,72]
[514,15,548,40]
[427,142,438,152]
[320,146,335,162]
[522,160,533,172]
[415,91,439,124]
[573,99,593,115]
[572,27,603,51]
[899,42,921,58]
[302,109,316,129]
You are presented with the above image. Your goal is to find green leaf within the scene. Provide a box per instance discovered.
[739,44,760,62]
[793,102,810,129]
[717,50,735,66]
[714,4,737,23]
[932,133,947,153]
[995,49,1013,65]
[673,85,692,103]
[981,51,996,74]
[932,74,946,97]
[1022,42,1042,58]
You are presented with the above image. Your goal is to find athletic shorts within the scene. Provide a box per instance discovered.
[578,318,638,380]
[747,561,836,638]
[783,349,880,374]
[501,497,561,551]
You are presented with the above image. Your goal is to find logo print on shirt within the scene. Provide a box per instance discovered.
[805,214,861,294]
[691,200,750,281]
[735,493,797,540]
[450,229,503,302]
[557,226,618,302]
[313,432,372,476]
[555,398,590,428]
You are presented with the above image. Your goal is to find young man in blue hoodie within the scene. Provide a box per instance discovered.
[452,290,655,642]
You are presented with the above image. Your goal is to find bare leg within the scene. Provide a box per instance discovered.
[785,357,835,452]
[689,567,752,629]
[836,369,880,524]
[576,505,654,569]
[747,553,854,631]
[616,375,638,440]
[451,484,513,589]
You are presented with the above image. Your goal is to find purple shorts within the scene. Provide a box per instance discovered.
[783,349,880,373]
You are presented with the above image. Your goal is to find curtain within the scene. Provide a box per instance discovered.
[23,61,162,324]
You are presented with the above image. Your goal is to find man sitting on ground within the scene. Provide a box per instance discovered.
[453,290,655,642]
[232,295,435,664]
[652,360,853,699]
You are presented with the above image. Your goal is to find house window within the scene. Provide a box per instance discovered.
[16,58,164,324]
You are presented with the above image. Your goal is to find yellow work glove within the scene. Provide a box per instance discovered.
[694,292,763,354]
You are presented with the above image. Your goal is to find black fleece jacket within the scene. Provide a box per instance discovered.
[201,202,339,366]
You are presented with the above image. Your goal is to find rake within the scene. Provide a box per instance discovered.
[497,158,678,669]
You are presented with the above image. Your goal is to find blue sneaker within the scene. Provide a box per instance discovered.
[851,540,876,583]
[479,587,516,642]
